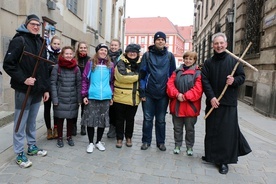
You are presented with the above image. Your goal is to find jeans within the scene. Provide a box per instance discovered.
[13,91,42,154]
[141,96,169,145]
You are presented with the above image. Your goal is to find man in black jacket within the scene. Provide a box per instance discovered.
[3,14,49,168]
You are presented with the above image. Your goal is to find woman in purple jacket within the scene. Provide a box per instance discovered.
[81,43,114,153]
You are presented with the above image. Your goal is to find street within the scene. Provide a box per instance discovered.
[0,98,275,184]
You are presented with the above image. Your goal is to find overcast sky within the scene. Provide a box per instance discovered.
[125,0,194,26]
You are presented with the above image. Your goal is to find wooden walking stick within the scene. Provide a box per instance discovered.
[15,39,55,132]
[204,42,257,119]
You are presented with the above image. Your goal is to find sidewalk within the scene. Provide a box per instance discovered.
[0,99,275,183]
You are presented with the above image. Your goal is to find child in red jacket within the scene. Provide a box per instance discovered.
[166,51,203,156]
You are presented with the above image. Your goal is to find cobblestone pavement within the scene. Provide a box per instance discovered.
[0,100,275,184]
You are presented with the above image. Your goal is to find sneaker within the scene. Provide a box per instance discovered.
[57,138,64,148]
[141,143,150,150]
[186,148,193,156]
[16,152,32,168]
[27,145,47,156]
[87,143,95,153]
[67,137,74,146]
[173,146,181,154]
[157,144,166,151]
[95,141,105,151]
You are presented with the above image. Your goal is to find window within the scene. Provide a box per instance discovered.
[67,0,77,14]
[210,0,215,10]
[207,32,212,58]
[202,39,206,64]
[205,0,209,18]
[130,37,135,43]
[244,0,264,55]
[245,85,253,98]
[141,37,145,44]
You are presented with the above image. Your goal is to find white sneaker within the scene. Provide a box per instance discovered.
[95,141,105,151]
[87,143,94,153]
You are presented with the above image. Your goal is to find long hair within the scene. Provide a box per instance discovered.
[91,53,112,71]
[75,41,88,60]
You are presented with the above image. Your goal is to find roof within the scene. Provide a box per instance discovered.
[125,17,178,35]
[176,25,193,40]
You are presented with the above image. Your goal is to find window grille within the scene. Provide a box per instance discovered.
[244,0,264,55]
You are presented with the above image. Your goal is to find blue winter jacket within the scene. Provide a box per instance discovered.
[139,45,176,99]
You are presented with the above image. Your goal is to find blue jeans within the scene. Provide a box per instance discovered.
[13,91,42,154]
[141,96,169,145]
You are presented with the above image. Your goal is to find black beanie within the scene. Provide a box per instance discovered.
[95,43,108,53]
[25,14,40,26]
[154,31,166,43]
[125,44,141,53]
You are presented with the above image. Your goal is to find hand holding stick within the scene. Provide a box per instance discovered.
[204,42,254,119]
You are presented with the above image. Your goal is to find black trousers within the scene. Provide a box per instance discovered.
[44,95,57,129]
[113,102,138,140]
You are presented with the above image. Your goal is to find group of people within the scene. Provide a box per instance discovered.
[3,14,251,175]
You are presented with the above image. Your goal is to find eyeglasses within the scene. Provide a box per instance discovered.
[29,22,41,27]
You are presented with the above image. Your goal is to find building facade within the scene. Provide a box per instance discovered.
[193,0,276,118]
[125,17,193,67]
[0,0,126,111]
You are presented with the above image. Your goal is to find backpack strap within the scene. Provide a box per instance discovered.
[18,36,26,63]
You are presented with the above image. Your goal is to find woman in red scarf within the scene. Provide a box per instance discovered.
[51,46,82,148]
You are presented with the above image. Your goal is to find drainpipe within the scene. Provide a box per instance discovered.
[233,0,236,53]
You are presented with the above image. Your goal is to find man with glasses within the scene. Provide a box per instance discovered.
[3,14,49,168]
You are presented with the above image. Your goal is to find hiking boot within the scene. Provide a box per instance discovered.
[87,143,95,153]
[157,144,166,151]
[126,138,132,147]
[16,152,32,168]
[107,125,116,138]
[72,124,77,136]
[47,129,53,140]
[27,145,47,156]
[67,137,74,146]
[95,141,105,151]
[116,140,123,148]
[141,143,150,150]
[53,127,58,139]
[173,146,181,154]
[80,125,86,135]
[186,147,193,156]
[57,138,64,148]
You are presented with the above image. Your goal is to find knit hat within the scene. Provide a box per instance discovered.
[25,14,40,26]
[125,44,141,53]
[95,43,108,53]
[154,31,166,43]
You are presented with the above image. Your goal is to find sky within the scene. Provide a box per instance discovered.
[125,0,194,26]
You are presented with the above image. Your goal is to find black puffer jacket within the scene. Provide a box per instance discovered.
[3,24,49,95]
[51,65,82,119]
